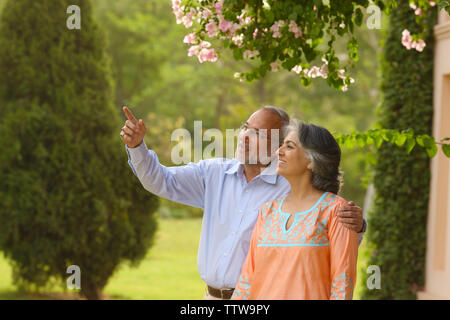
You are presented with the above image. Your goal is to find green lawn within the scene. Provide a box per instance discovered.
[0,216,367,299]
[0,218,205,300]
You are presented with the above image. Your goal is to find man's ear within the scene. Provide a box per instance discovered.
[307,162,313,170]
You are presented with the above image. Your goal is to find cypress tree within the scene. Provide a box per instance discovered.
[0,0,159,299]
[361,2,436,299]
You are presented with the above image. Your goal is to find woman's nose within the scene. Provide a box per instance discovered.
[276,147,283,156]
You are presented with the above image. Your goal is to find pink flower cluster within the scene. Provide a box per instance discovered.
[402,1,437,52]
[288,20,303,38]
[187,40,218,63]
[401,29,426,52]
[410,1,436,16]
[270,20,285,38]
[173,0,257,64]
[171,0,352,88]
[290,58,353,92]
[243,49,259,59]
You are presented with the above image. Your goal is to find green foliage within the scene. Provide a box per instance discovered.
[180,0,382,90]
[359,1,436,299]
[0,0,159,299]
[336,128,450,159]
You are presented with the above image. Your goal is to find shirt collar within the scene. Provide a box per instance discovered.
[225,158,279,185]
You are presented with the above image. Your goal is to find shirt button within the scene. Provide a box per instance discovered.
[239,210,243,213]
[232,232,236,235]
[224,253,227,256]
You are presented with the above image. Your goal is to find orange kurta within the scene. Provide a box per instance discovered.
[231,192,358,300]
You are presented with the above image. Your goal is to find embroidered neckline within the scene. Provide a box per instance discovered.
[278,192,328,233]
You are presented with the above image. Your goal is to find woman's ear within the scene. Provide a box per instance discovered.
[307,162,313,170]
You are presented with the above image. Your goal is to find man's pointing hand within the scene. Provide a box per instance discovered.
[120,106,146,148]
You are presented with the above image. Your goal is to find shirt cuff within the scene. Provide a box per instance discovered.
[125,140,148,164]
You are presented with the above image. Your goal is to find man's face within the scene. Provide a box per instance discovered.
[235,109,284,165]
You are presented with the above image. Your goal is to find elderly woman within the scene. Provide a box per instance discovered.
[231,119,358,300]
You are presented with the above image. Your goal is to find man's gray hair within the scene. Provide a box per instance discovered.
[260,106,290,145]
[261,106,290,127]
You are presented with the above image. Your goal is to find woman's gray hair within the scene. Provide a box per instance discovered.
[284,119,343,194]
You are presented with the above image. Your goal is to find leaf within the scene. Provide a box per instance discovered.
[416,135,426,147]
[382,130,393,142]
[374,134,383,149]
[356,134,366,147]
[442,144,450,158]
[344,136,356,149]
[405,137,416,154]
[395,133,407,147]
[426,144,438,158]
[354,8,363,26]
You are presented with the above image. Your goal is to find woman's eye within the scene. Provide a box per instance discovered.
[287,146,294,149]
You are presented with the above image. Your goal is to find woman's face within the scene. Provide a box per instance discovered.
[276,130,312,178]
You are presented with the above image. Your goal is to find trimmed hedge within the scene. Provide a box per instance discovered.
[0,0,159,299]
[361,2,436,299]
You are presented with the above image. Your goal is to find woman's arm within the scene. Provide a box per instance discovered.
[328,199,359,300]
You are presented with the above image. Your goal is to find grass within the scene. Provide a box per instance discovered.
[0,218,205,300]
[0,216,368,299]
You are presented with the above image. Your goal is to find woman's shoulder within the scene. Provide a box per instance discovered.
[320,192,349,211]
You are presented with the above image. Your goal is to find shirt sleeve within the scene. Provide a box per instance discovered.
[328,199,359,300]
[231,204,265,300]
[125,141,206,208]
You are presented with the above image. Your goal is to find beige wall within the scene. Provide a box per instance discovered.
[418,11,450,300]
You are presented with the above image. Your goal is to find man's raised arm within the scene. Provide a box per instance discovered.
[120,106,206,209]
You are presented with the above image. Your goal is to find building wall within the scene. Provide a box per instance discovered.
[418,11,450,300]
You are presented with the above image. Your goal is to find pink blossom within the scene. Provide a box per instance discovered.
[253,28,259,39]
[415,39,426,52]
[319,64,328,79]
[183,32,197,44]
[218,17,233,33]
[198,48,218,63]
[270,20,285,38]
[288,20,303,38]
[201,8,212,19]
[205,20,219,37]
[214,1,223,15]
[401,29,413,50]
[199,41,212,48]
[232,34,244,47]
[243,49,259,59]
[291,65,302,74]
[415,8,422,16]
[172,0,184,24]
[188,45,200,57]
[308,66,322,78]
[409,3,417,10]
[182,8,196,28]
[270,61,281,72]
[429,2,436,6]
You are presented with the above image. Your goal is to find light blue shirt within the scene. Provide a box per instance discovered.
[125,141,363,289]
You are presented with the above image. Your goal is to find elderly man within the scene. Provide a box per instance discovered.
[120,105,366,300]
